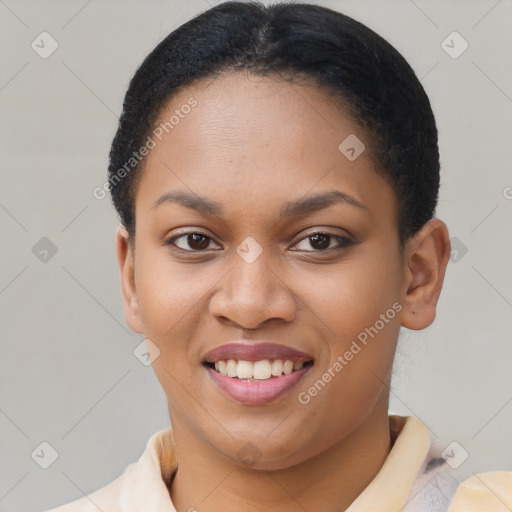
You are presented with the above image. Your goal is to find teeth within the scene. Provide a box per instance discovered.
[253,360,272,380]
[283,360,294,374]
[226,359,237,377]
[212,359,307,380]
[236,360,253,379]
[271,359,283,376]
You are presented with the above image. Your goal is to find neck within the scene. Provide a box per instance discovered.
[169,408,392,512]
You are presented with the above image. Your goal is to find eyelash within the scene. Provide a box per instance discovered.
[164,230,353,254]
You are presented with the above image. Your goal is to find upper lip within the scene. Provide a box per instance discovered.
[203,341,313,363]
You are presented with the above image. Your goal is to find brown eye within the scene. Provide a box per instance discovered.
[166,232,219,252]
[309,233,331,250]
[186,233,210,250]
[291,232,353,252]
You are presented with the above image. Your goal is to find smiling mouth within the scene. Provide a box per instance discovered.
[203,359,315,381]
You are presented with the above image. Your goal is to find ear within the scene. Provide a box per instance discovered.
[116,225,143,334]
[400,218,451,330]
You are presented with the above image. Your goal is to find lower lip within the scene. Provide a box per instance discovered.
[205,365,312,405]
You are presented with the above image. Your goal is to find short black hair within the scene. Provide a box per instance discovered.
[108,0,440,246]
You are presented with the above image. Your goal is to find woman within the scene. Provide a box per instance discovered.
[45,1,511,511]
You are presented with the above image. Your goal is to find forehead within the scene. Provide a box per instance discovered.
[134,71,397,227]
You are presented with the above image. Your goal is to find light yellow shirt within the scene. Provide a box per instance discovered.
[44,415,512,511]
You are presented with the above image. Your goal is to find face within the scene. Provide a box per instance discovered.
[120,71,411,469]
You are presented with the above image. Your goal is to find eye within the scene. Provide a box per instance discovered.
[291,231,353,252]
[165,231,220,252]
[165,230,353,254]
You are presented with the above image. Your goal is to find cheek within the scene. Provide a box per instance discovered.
[134,253,206,411]
[305,244,402,330]
[134,248,213,337]
[301,242,402,407]
[133,249,221,392]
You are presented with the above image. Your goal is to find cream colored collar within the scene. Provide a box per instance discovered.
[119,415,432,511]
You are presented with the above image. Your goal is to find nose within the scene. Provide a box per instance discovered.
[209,248,297,330]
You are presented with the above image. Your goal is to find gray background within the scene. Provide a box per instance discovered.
[1,0,511,510]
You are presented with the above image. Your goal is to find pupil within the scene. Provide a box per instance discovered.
[189,234,209,250]
[310,233,329,250]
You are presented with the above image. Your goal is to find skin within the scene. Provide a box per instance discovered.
[116,70,451,512]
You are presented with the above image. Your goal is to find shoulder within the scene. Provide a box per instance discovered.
[42,469,128,512]
[401,425,512,512]
[42,428,175,512]
[447,470,512,511]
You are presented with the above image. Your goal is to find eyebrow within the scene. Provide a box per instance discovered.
[151,189,368,219]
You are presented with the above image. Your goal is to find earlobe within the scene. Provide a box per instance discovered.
[400,219,451,330]
[116,225,144,334]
